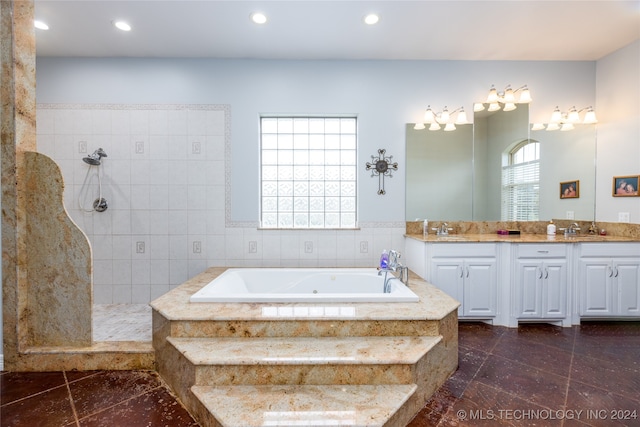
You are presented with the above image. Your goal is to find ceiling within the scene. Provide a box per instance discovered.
[34,1,640,61]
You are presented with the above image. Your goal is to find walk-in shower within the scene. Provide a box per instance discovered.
[79,148,108,212]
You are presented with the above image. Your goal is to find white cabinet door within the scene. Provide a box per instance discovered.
[431,257,497,318]
[516,259,566,319]
[580,258,614,316]
[517,260,543,318]
[542,261,567,318]
[464,260,497,317]
[431,260,464,315]
[615,260,640,316]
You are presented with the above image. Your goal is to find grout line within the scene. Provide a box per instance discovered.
[63,371,81,427]
[73,385,164,424]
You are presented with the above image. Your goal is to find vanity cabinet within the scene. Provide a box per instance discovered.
[514,244,568,324]
[429,244,497,318]
[578,243,640,318]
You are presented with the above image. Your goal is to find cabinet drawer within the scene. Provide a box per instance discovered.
[580,243,640,258]
[430,243,496,258]
[517,244,566,258]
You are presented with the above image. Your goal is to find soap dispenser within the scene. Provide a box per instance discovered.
[547,220,556,235]
[380,249,389,269]
[423,219,429,238]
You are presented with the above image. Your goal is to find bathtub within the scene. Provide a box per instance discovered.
[189,268,419,303]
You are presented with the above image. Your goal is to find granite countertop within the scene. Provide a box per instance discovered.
[405,233,639,243]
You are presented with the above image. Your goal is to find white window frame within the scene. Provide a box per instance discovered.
[501,140,540,221]
[259,116,358,229]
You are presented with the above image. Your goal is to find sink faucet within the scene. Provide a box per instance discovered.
[377,250,409,292]
[433,223,452,236]
[564,222,581,236]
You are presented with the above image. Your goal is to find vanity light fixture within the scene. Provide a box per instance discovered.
[34,20,49,30]
[476,84,532,112]
[413,105,468,131]
[533,106,598,131]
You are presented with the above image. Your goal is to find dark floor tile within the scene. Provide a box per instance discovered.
[493,333,573,378]
[565,380,640,426]
[65,370,101,383]
[0,372,67,406]
[0,383,76,426]
[458,322,505,352]
[408,382,458,426]
[440,381,563,426]
[447,346,489,398]
[475,354,568,409]
[76,387,198,427]
[68,370,162,419]
[503,323,576,353]
[570,352,640,398]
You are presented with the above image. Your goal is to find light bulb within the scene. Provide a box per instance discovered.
[429,122,441,131]
[444,123,456,131]
[455,109,468,124]
[550,107,562,123]
[439,107,450,123]
[487,103,501,112]
[561,123,575,131]
[519,87,532,103]
[424,106,435,123]
[503,103,517,112]
[546,123,560,131]
[567,107,580,123]
[583,108,598,124]
[413,123,426,130]
[531,123,545,131]
[473,103,485,112]
[251,13,267,24]
[503,86,515,103]
[486,85,498,103]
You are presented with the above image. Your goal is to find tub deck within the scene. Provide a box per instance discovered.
[151,267,460,427]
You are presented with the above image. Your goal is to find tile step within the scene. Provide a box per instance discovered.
[192,384,417,427]
[168,335,441,366]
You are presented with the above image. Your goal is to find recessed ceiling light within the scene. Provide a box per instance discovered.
[34,20,49,30]
[251,12,267,24]
[113,20,132,31]
[364,14,379,25]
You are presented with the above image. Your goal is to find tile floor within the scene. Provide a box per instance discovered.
[1,321,639,426]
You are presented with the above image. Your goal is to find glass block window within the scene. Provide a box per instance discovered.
[501,140,540,221]
[260,117,358,229]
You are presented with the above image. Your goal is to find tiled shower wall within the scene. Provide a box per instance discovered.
[36,104,404,304]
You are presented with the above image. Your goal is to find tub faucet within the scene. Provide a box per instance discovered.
[378,249,409,292]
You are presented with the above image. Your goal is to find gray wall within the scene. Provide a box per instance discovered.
[36,58,600,224]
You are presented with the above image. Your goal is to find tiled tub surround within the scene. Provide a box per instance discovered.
[36,104,405,306]
[151,267,459,427]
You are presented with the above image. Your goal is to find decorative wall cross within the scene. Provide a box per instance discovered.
[366,149,398,195]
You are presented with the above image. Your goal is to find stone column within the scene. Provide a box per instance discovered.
[2,0,37,367]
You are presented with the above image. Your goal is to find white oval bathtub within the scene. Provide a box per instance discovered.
[189,268,419,303]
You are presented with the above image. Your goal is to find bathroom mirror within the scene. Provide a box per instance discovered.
[405,123,474,221]
[406,103,597,221]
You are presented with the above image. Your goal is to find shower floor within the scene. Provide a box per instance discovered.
[92,304,152,342]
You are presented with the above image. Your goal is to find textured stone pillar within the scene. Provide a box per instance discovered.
[2,0,37,368]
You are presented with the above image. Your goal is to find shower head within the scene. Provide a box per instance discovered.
[82,148,108,166]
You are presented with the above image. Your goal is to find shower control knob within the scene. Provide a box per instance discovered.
[93,197,108,212]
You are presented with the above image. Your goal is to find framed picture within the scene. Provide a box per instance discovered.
[560,180,579,199]
[613,175,640,197]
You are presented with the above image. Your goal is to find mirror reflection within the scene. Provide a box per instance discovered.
[405,123,473,221]
[406,104,597,222]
